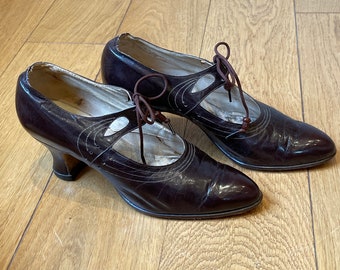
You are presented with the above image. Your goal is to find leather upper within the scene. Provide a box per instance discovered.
[16,62,262,218]
[101,33,336,170]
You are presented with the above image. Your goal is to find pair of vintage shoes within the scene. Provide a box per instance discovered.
[16,33,336,219]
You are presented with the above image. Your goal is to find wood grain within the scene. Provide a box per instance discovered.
[296,0,340,13]
[297,13,340,270]
[9,172,167,270]
[119,0,210,54]
[201,0,302,117]
[0,0,53,74]
[28,0,130,43]
[159,1,315,269]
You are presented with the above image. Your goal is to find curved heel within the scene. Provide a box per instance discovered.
[46,146,87,181]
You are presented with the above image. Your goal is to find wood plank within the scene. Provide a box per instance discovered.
[9,172,167,270]
[297,13,340,270]
[159,1,316,269]
[0,42,104,268]
[28,0,130,43]
[118,0,210,54]
[0,0,54,74]
[295,0,340,13]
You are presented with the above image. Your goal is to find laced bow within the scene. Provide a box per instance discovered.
[213,42,251,132]
[132,74,174,164]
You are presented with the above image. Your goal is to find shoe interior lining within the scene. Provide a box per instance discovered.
[119,34,261,123]
[27,63,185,166]
[119,35,211,77]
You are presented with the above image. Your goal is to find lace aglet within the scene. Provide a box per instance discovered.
[141,155,147,165]
[241,117,251,132]
[228,90,232,102]
[224,85,233,102]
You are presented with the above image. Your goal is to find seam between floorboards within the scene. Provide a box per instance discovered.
[293,1,319,269]
[25,40,107,46]
[307,170,318,270]
[0,0,58,79]
[94,0,133,82]
[3,2,59,267]
[182,0,211,140]
[6,172,53,269]
[296,11,340,14]
[157,2,212,268]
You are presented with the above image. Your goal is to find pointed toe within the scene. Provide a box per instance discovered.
[291,124,336,167]
[101,33,336,171]
[16,62,262,219]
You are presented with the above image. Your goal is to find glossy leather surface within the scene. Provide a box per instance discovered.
[101,33,336,170]
[15,62,262,219]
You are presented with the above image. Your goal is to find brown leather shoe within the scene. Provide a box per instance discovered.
[16,62,262,219]
[101,33,336,171]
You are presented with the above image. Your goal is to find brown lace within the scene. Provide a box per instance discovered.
[132,74,174,164]
[213,42,251,132]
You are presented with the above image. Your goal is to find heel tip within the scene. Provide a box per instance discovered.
[53,170,76,181]
[53,162,87,181]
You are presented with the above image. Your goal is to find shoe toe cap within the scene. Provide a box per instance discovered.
[227,112,337,170]
[204,166,262,214]
[287,123,336,167]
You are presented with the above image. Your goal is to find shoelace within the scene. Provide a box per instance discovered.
[213,42,251,132]
[132,74,174,165]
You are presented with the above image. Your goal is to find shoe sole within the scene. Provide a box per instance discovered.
[118,190,263,220]
[39,139,263,219]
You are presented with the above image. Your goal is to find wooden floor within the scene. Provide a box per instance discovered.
[1,0,339,269]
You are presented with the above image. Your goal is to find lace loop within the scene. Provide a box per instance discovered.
[132,92,156,125]
[132,74,173,164]
[213,42,251,132]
